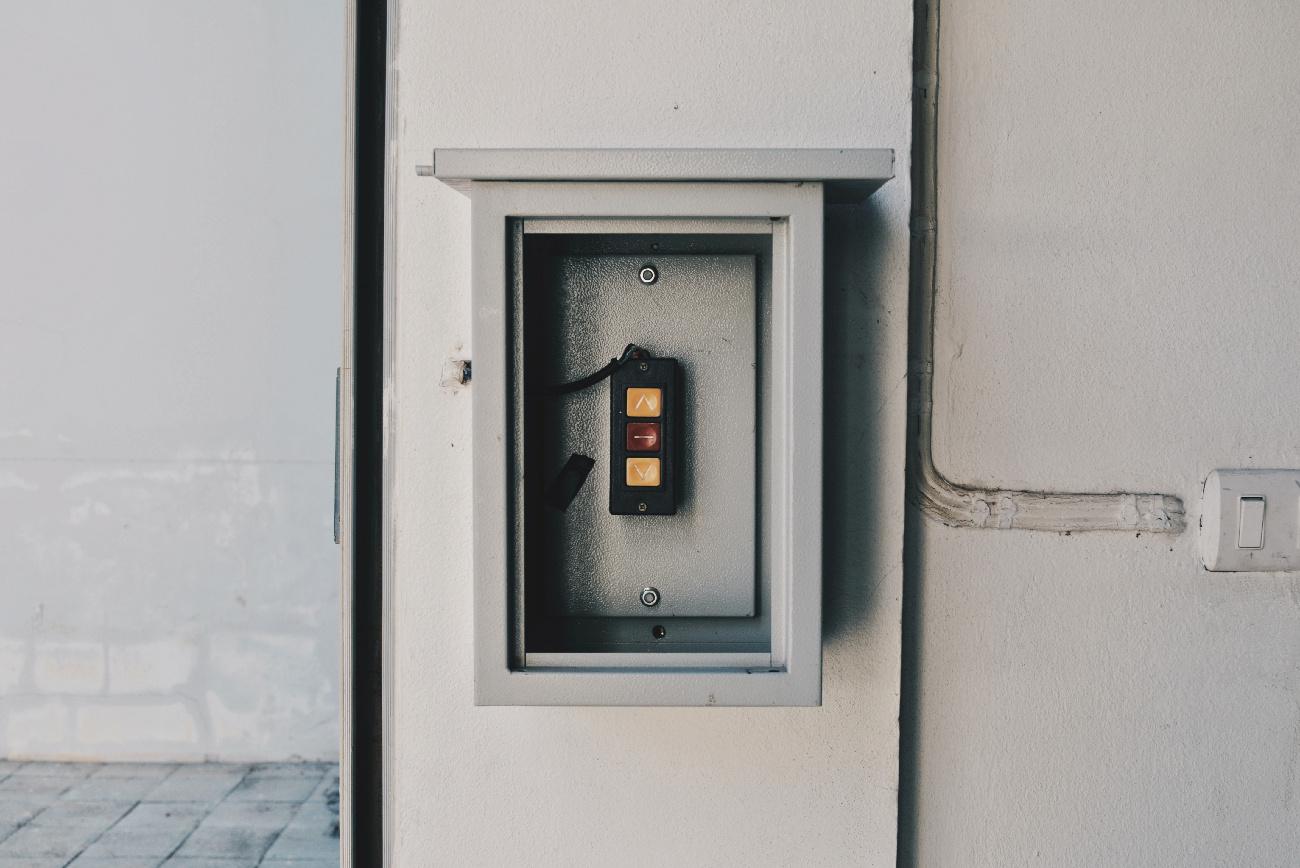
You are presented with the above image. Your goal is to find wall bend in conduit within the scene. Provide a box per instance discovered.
[906,0,1185,533]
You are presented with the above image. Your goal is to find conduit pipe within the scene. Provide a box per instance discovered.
[906,0,1184,533]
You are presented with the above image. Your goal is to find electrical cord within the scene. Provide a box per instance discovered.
[533,344,645,397]
[532,343,646,510]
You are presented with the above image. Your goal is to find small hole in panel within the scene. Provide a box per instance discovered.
[652,625,666,639]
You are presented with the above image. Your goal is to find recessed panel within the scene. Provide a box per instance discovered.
[528,252,758,618]
[464,178,836,705]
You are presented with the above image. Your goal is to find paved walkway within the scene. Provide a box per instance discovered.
[0,761,339,868]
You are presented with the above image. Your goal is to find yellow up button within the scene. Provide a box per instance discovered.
[626,387,662,418]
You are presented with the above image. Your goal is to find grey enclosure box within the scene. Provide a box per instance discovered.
[435,149,893,706]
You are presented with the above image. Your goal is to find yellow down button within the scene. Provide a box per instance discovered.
[625,457,661,487]
[626,387,662,418]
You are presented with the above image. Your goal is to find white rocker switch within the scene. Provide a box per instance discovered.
[1237,496,1265,549]
[1201,470,1300,571]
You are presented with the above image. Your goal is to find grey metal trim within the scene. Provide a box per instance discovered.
[471,181,826,707]
[333,367,341,545]
[522,217,775,235]
[433,148,893,202]
[526,652,773,670]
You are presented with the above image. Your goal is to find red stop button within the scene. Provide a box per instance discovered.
[625,422,660,452]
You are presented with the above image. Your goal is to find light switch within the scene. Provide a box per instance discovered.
[1201,470,1300,571]
[611,360,677,515]
[1237,496,1265,548]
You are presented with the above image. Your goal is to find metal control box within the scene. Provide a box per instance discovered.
[532,249,756,620]
[436,149,893,706]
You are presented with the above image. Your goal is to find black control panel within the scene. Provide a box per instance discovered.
[608,356,678,515]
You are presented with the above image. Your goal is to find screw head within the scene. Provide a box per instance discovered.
[637,501,648,512]
[640,586,660,607]
[638,265,658,285]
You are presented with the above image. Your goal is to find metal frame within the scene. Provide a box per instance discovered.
[432,148,894,203]
[466,180,826,706]
[340,0,388,864]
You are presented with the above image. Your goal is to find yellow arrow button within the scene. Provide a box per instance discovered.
[626,387,662,418]
[625,457,661,487]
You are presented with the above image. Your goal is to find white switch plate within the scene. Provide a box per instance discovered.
[1201,469,1300,571]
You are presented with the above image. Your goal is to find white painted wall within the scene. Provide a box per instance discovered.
[909,0,1300,864]
[0,2,344,762]
[387,0,912,864]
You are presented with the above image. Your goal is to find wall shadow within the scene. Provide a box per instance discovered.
[821,200,894,644]
[896,498,928,867]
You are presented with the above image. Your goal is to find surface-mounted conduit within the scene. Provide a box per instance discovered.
[906,0,1185,533]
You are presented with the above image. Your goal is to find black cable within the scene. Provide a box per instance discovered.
[533,343,644,397]
[532,343,646,510]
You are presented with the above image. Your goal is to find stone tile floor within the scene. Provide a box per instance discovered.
[0,761,339,868]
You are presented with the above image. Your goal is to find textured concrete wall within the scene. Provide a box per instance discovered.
[907,0,1300,864]
[0,2,344,761]
[387,1,912,864]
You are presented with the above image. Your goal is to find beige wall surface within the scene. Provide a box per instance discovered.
[909,0,1300,864]
[387,1,912,864]
[388,1,1300,864]
[0,2,344,762]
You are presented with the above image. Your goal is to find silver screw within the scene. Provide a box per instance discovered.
[640,587,660,607]
[638,362,648,371]
[638,265,658,285]
[637,501,648,512]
